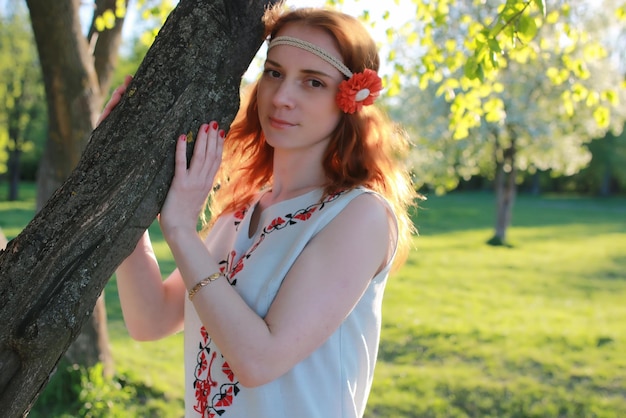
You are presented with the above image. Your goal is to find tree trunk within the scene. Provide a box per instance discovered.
[599,165,612,196]
[7,146,20,202]
[89,0,129,96]
[490,137,517,246]
[530,171,541,196]
[7,78,28,202]
[30,0,101,210]
[0,0,273,416]
[63,292,113,376]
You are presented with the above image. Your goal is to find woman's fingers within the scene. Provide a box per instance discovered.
[173,121,224,188]
[189,121,222,178]
[174,134,189,180]
[162,121,224,233]
[212,129,225,177]
[191,123,210,167]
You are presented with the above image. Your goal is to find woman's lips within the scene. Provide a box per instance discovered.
[269,117,296,129]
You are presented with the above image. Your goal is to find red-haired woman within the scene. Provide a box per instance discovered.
[113,6,417,417]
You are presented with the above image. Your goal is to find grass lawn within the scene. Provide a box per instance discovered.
[368,192,626,418]
[2,183,625,417]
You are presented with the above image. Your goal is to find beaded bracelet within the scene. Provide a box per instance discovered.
[188,272,224,300]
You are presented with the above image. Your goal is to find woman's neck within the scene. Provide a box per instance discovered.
[268,151,326,203]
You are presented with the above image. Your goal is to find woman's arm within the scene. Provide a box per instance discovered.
[115,231,187,340]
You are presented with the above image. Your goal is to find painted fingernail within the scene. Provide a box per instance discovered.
[204,124,210,133]
[180,134,186,141]
[211,121,218,130]
[219,129,225,138]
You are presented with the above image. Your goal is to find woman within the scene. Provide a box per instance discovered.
[113,6,417,418]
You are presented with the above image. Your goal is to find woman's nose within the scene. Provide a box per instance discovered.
[272,80,296,109]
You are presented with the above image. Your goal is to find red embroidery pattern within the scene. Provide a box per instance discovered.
[233,207,247,230]
[227,191,344,282]
[192,326,240,417]
[191,190,346,416]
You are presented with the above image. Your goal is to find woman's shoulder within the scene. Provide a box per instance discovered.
[310,188,396,272]
[342,189,393,226]
[335,187,393,215]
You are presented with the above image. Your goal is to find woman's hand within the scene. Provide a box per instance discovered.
[159,121,225,240]
[96,75,133,126]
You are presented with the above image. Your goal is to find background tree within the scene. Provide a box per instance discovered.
[0,3,45,201]
[380,0,626,244]
[393,51,625,243]
[25,0,131,378]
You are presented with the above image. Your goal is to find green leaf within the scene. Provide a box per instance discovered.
[533,0,546,17]
[601,89,619,106]
[488,38,501,53]
[102,9,116,29]
[593,106,610,129]
[464,56,479,80]
[517,15,538,44]
[387,73,401,97]
[95,16,105,32]
[115,0,127,18]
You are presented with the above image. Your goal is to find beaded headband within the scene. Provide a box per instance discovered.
[267,35,383,114]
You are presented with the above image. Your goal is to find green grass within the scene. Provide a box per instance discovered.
[367,192,626,418]
[2,183,625,417]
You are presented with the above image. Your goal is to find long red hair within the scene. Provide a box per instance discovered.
[207,7,419,269]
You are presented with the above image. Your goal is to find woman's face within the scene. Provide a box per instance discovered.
[257,24,344,154]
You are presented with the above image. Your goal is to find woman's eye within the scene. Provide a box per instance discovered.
[264,69,281,79]
[307,79,324,88]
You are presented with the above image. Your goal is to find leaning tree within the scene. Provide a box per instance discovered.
[0,0,276,416]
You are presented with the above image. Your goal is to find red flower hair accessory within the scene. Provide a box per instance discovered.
[336,69,383,114]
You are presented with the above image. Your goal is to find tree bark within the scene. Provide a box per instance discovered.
[491,136,517,246]
[0,0,274,416]
[7,147,20,202]
[599,166,612,196]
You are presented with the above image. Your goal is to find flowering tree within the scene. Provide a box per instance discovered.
[340,0,626,244]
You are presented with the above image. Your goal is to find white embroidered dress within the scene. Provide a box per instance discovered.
[184,187,395,418]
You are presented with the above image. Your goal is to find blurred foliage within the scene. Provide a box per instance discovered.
[29,360,183,418]
[94,0,127,31]
[0,4,45,177]
[134,0,175,46]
